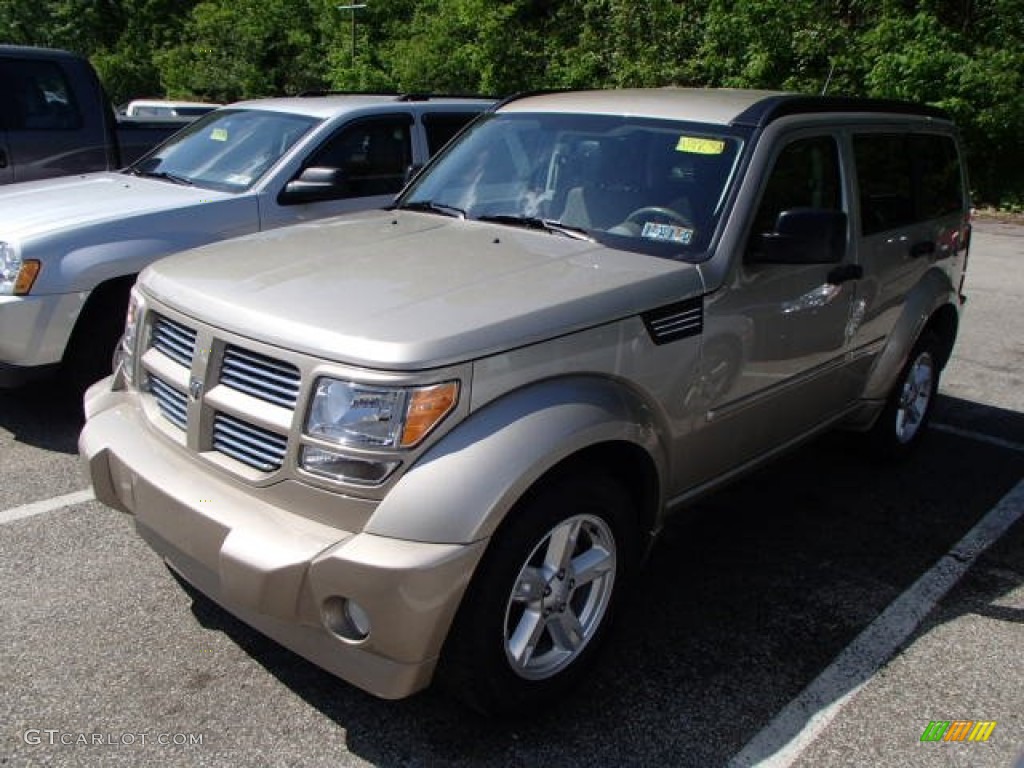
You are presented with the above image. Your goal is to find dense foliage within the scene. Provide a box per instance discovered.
[2,0,1022,205]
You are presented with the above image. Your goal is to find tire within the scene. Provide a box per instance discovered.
[439,470,636,715]
[61,277,134,396]
[867,331,941,458]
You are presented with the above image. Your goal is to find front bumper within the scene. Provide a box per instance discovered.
[79,382,487,699]
[0,292,88,383]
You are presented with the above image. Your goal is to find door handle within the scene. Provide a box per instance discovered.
[826,263,863,286]
[910,240,936,258]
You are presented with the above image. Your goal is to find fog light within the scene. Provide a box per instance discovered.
[322,596,371,642]
[301,445,399,485]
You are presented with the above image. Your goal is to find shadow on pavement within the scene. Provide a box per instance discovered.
[144,395,1024,765]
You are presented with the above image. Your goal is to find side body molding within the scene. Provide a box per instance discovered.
[364,376,666,545]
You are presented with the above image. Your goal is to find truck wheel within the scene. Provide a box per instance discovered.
[440,471,636,715]
[868,331,941,458]
[62,277,134,396]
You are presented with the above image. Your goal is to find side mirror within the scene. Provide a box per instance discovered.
[404,163,424,184]
[750,208,847,265]
[278,166,348,205]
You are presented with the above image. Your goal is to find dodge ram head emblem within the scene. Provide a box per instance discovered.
[189,377,203,401]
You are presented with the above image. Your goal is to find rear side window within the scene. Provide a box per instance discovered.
[422,112,481,155]
[0,58,83,131]
[854,133,963,235]
[912,134,964,220]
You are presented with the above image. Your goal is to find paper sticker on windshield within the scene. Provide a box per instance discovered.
[226,174,252,186]
[676,136,725,155]
[210,128,229,142]
[641,222,694,244]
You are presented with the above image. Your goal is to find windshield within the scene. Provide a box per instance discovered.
[130,109,320,192]
[398,112,744,257]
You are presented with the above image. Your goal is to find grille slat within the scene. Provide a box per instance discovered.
[212,413,287,472]
[151,315,197,368]
[148,375,188,430]
[221,346,300,409]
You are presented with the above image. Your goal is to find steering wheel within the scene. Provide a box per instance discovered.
[624,206,692,227]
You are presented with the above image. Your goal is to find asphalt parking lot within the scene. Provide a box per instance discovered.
[1,218,1021,767]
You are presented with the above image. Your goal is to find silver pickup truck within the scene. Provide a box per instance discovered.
[0,93,492,389]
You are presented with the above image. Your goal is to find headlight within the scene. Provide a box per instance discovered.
[305,379,458,449]
[0,242,40,296]
[115,290,141,385]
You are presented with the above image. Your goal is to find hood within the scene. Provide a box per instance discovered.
[143,210,705,370]
[0,172,234,243]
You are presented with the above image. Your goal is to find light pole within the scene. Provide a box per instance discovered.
[337,3,367,66]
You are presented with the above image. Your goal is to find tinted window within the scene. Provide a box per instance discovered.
[422,112,480,155]
[749,135,842,247]
[0,59,82,130]
[912,133,963,220]
[308,116,413,197]
[854,134,914,234]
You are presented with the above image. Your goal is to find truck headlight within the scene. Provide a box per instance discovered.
[0,242,40,296]
[304,379,458,449]
[115,291,141,385]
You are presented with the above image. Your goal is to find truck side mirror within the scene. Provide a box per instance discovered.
[749,208,847,265]
[278,166,348,205]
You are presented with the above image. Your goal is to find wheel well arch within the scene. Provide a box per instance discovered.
[921,302,959,370]
[510,440,661,554]
[67,274,137,335]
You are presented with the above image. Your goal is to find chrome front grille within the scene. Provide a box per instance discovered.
[212,412,288,472]
[151,314,197,368]
[147,375,188,430]
[221,345,301,409]
[141,309,300,477]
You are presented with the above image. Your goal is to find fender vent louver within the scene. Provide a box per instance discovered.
[642,296,704,345]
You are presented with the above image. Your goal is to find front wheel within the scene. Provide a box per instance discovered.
[439,471,636,714]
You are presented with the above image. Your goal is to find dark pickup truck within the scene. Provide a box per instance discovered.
[0,45,193,184]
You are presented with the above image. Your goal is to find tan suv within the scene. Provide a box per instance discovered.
[80,89,970,714]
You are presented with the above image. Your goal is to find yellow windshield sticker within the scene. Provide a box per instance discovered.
[210,128,229,142]
[677,136,725,155]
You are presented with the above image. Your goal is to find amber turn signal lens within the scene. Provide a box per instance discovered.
[400,381,459,447]
[14,260,41,295]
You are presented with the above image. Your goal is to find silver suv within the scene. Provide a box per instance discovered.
[80,89,970,713]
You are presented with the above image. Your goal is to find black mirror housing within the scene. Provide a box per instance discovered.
[751,208,847,265]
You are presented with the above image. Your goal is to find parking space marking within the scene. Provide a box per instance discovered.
[0,489,94,525]
[931,422,1024,454]
[728,476,1024,768]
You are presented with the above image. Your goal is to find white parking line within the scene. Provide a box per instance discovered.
[931,422,1024,453]
[0,489,95,525]
[728,476,1024,768]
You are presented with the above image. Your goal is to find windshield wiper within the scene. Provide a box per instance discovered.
[475,214,594,242]
[127,168,194,186]
[397,200,466,218]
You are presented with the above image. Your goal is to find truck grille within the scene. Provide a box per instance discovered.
[212,412,288,472]
[142,311,301,477]
[148,375,189,430]
[221,345,301,409]
[151,314,197,368]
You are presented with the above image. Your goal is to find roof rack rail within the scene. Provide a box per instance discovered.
[296,90,496,101]
[296,90,400,98]
[733,94,950,128]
